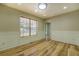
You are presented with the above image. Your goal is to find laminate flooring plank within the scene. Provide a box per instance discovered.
[50,42,65,56]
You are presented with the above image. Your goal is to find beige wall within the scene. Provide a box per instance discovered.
[0,5,45,51]
[46,10,79,45]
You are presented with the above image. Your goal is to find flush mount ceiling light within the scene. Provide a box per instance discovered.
[38,3,47,10]
[64,6,67,9]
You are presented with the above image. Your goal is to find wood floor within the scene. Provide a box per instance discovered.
[0,39,79,56]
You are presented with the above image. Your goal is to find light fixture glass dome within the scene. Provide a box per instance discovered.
[38,3,47,10]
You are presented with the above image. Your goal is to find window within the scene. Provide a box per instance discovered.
[31,20,37,35]
[20,17,37,37]
[20,17,30,36]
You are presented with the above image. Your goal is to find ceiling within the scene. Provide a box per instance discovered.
[3,3,79,19]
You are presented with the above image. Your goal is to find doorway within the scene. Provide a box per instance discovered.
[45,23,50,40]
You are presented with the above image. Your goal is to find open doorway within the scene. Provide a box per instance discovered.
[45,23,50,40]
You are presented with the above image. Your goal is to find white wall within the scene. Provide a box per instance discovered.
[0,5,45,51]
[46,10,79,46]
[50,31,79,45]
[0,31,45,51]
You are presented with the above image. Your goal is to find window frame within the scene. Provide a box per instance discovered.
[30,19,37,36]
[19,16,37,37]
